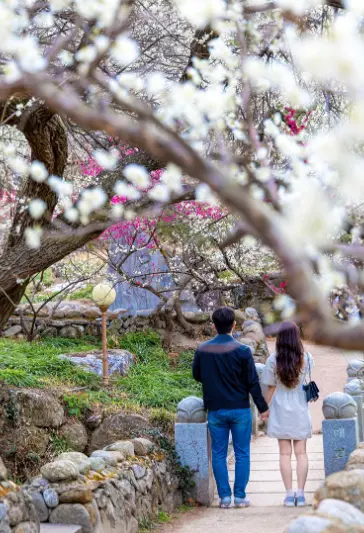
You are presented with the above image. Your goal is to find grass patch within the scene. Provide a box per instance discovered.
[0,331,200,414]
[0,337,102,388]
[119,333,201,411]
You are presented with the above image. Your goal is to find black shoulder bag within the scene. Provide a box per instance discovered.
[302,354,319,403]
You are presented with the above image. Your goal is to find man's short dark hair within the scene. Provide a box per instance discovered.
[212,306,236,334]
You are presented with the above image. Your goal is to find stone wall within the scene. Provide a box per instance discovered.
[0,386,159,483]
[3,301,212,339]
[0,438,183,533]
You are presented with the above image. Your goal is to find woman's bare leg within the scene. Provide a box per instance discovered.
[278,439,293,491]
[293,440,308,491]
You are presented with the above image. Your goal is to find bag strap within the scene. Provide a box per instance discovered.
[304,352,312,384]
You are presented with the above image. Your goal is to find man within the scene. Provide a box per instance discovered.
[193,306,269,509]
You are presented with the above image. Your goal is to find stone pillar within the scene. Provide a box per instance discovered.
[322,392,359,476]
[346,359,364,383]
[175,396,214,506]
[344,379,364,442]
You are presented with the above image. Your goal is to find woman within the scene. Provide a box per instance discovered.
[261,321,314,508]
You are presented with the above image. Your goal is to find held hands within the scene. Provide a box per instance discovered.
[260,410,270,421]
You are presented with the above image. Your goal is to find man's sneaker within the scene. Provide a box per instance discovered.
[219,497,231,509]
[295,495,306,507]
[284,495,295,507]
[234,497,250,508]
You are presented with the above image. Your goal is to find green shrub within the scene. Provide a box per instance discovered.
[69,284,94,300]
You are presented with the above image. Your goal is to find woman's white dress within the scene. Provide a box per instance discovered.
[261,352,314,441]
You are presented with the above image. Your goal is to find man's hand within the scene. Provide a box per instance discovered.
[260,410,269,421]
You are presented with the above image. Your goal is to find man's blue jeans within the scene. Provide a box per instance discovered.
[208,408,252,499]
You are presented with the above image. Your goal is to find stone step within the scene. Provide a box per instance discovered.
[40,525,82,533]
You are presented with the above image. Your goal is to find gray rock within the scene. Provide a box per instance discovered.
[287,516,333,533]
[60,422,88,453]
[88,458,106,473]
[78,461,92,475]
[31,493,48,522]
[42,488,59,508]
[57,452,88,465]
[317,498,364,526]
[3,325,22,337]
[59,349,134,377]
[104,441,135,456]
[50,504,93,533]
[59,326,83,338]
[322,392,358,419]
[85,415,102,430]
[41,460,79,482]
[15,390,64,428]
[0,458,7,481]
[131,465,146,480]
[90,451,117,467]
[0,505,6,522]
[89,413,150,451]
[132,438,154,456]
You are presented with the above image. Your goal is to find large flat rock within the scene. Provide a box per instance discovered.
[40,525,82,533]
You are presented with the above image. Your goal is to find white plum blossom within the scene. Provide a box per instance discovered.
[173,0,226,29]
[28,199,47,220]
[48,176,73,197]
[111,35,139,66]
[8,156,28,177]
[94,149,119,170]
[75,46,98,64]
[78,187,107,217]
[30,161,48,183]
[64,208,79,223]
[114,181,140,200]
[275,0,323,15]
[24,227,43,249]
[123,164,151,189]
[148,183,170,202]
[195,183,218,205]
[161,165,184,194]
[146,72,166,96]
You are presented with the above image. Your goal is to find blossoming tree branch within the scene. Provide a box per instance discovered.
[0,0,363,350]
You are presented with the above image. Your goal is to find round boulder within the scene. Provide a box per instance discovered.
[346,449,364,471]
[31,493,49,522]
[315,469,364,512]
[60,421,88,453]
[104,441,135,457]
[15,390,64,428]
[59,488,93,504]
[177,397,206,423]
[287,515,345,533]
[50,504,94,533]
[89,413,150,451]
[90,451,118,466]
[42,488,59,508]
[41,460,79,483]
[57,452,88,465]
[132,438,154,457]
[317,498,364,527]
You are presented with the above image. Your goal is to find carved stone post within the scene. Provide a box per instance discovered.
[175,397,214,506]
[322,392,359,476]
[347,359,364,383]
[344,379,364,442]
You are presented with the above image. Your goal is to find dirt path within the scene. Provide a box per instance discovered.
[159,343,348,533]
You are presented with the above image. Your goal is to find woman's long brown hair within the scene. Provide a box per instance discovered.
[276,321,304,388]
